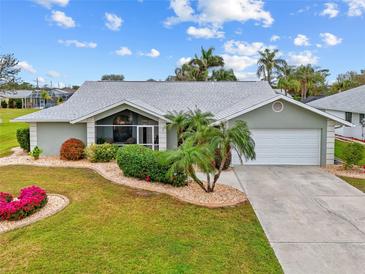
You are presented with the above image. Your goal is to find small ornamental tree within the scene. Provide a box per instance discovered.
[343,142,364,169]
[164,110,255,193]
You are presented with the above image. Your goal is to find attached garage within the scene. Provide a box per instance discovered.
[231,129,321,165]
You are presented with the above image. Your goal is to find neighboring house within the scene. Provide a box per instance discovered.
[1,89,73,109]
[14,81,352,166]
[308,85,365,140]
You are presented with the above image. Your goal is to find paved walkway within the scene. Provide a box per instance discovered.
[227,166,365,274]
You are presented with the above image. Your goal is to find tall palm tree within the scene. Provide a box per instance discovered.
[257,48,287,86]
[185,109,214,132]
[189,47,224,73]
[294,65,329,100]
[209,69,237,81]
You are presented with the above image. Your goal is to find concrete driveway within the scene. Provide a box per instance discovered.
[230,166,365,274]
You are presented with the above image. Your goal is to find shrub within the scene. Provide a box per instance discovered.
[0,186,48,221]
[343,142,364,169]
[16,128,30,152]
[1,100,7,108]
[85,143,119,163]
[214,149,232,170]
[29,146,42,160]
[116,145,187,187]
[60,138,85,160]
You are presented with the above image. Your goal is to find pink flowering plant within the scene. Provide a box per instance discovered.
[0,186,48,221]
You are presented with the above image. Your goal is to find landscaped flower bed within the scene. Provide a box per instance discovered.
[0,186,48,221]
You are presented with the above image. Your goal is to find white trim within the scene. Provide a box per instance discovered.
[215,95,354,127]
[326,120,335,165]
[158,119,167,151]
[272,101,284,112]
[86,118,95,146]
[70,99,170,124]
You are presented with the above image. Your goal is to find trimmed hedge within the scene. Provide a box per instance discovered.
[60,138,85,160]
[116,145,187,187]
[85,143,119,163]
[16,128,30,152]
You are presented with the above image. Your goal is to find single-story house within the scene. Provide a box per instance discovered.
[14,81,352,166]
[308,85,365,140]
[1,89,73,109]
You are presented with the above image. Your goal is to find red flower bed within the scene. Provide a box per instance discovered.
[0,186,48,221]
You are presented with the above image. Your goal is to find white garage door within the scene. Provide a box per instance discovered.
[231,129,321,166]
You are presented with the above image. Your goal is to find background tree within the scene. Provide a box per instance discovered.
[40,90,51,105]
[294,65,329,100]
[0,53,21,93]
[331,70,365,93]
[101,74,125,81]
[277,64,300,96]
[171,47,237,81]
[256,49,287,86]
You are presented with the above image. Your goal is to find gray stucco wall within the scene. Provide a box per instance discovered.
[228,99,328,165]
[37,122,87,156]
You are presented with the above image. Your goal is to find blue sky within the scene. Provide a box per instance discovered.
[1,0,364,87]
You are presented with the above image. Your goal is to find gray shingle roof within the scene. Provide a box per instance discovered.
[308,85,365,113]
[15,81,278,122]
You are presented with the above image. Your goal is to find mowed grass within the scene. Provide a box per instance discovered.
[341,176,365,193]
[335,139,365,165]
[0,166,282,274]
[0,108,37,157]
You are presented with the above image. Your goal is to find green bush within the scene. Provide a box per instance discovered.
[0,100,7,108]
[85,143,119,163]
[16,128,30,152]
[116,145,187,187]
[343,142,364,169]
[29,146,42,160]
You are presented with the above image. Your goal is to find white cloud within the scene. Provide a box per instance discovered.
[141,49,160,58]
[221,54,257,71]
[316,43,323,48]
[33,0,69,8]
[35,76,46,84]
[17,61,36,74]
[320,3,339,18]
[320,32,343,46]
[104,12,123,31]
[345,0,365,16]
[270,35,280,42]
[234,71,258,80]
[51,11,75,28]
[186,26,224,39]
[58,39,97,48]
[115,47,132,56]
[165,0,273,28]
[224,40,266,56]
[47,70,61,78]
[294,34,310,46]
[177,57,192,66]
[288,51,319,66]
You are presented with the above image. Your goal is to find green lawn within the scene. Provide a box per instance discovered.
[0,108,37,157]
[341,176,365,193]
[0,166,282,274]
[335,139,365,165]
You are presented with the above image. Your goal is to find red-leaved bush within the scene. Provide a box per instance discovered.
[60,138,85,160]
[0,186,48,221]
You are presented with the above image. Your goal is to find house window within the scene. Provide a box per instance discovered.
[345,112,352,122]
[360,113,365,124]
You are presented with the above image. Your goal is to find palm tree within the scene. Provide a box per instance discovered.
[164,119,255,193]
[165,111,188,146]
[185,109,214,132]
[257,48,287,86]
[294,65,329,100]
[189,47,224,73]
[209,69,237,81]
[40,90,51,106]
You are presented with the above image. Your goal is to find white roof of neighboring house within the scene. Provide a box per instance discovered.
[13,81,352,126]
[1,90,33,99]
[308,85,365,114]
